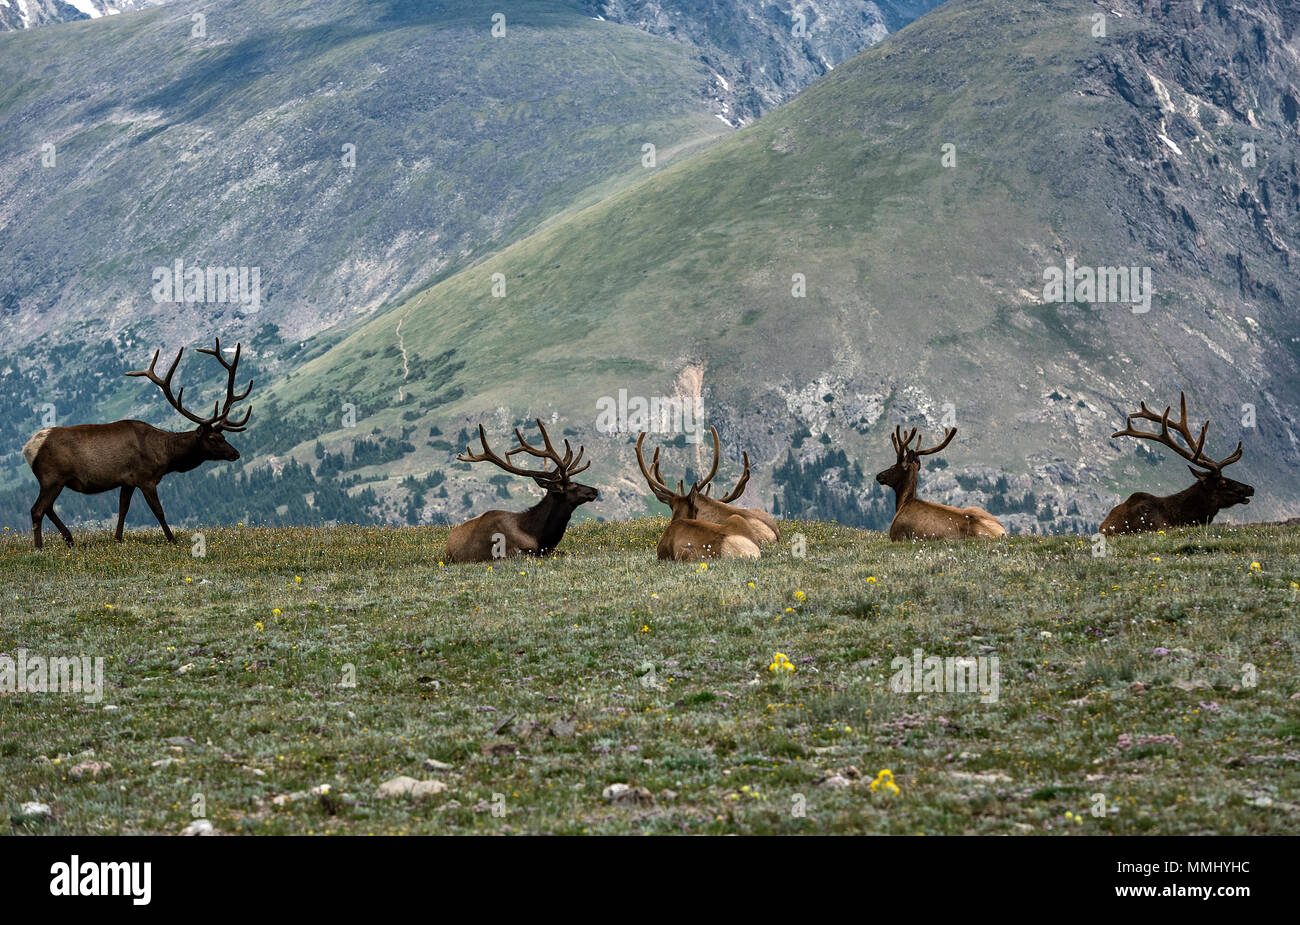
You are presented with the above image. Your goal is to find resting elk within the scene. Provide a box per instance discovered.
[445,420,598,562]
[1099,393,1253,535]
[24,339,253,549]
[635,432,761,560]
[875,426,1006,541]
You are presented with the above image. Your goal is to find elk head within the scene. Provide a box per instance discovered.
[875,425,956,498]
[1111,393,1253,510]
[126,337,253,462]
[458,419,597,506]
[636,431,734,519]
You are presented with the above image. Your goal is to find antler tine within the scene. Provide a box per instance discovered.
[716,451,751,503]
[125,346,215,427]
[694,426,723,492]
[636,432,676,496]
[916,426,957,456]
[564,440,591,477]
[652,449,680,497]
[1215,440,1244,470]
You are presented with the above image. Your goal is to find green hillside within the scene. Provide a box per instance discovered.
[257,0,1300,531]
[0,0,732,505]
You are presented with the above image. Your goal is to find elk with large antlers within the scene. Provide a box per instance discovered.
[23,339,253,549]
[636,432,762,560]
[445,420,598,562]
[1100,393,1252,534]
[875,426,1006,541]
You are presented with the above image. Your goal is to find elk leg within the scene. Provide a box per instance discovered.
[140,486,176,543]
[31,484,72,549]
[115,486,135,541]
[46,507,74,547]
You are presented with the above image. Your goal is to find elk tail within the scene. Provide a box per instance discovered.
[22,429,52,469]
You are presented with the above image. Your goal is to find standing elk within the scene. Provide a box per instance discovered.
[635,432,761,560]
[23,339,253,549]
[445,420,598,562]
[685,426,780,543]
[875,426,1006,541]
[1099,393,1253,534]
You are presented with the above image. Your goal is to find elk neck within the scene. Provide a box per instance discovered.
[158,427,209,474]
[891,465,920,512]
[519,490,581,551]
[1168,478,1223,524]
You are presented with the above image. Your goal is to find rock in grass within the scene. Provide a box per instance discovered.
[69,760,111,780]
[601,783,654,807]
[422,758,453,772]
[548,718,577,738]
[18,802,51,817]
[180,819,215,836]
[377,776,449,799]
[949,770,1013,785]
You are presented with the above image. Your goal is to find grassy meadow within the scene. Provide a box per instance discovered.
[1,520,1298,835]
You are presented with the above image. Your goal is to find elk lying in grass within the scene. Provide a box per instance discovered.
[1100,393,1253,534]
[636,432,761,560]
[24,339,253,549]
[686,426,780,544]
[445,420,597,562]
[875,426,1006,541]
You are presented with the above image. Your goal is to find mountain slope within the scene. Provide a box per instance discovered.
[0,0,734,354]
[260,0,1300,530]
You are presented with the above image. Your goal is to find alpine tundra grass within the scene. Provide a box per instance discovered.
[1,521,1297,835]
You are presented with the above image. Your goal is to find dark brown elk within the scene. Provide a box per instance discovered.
[445,420,597,562]
[875,426,1006,541]
[24,339,252,549]
[686,426,780,544]
[635,432,761,560]
[1100,393,1253,534]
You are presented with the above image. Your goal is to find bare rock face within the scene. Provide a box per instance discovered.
[0,0,168,32]
[579,1,935,124]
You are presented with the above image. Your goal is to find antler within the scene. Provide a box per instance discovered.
[460,420,588,484]
[1112,392,1241,474]
[891,426,918,463]
[636,432,678,500]
[890,425,954,461]
[695,426,751,503]
[126,338,254,431]
[195,338,253,432]
[915,426,957,456]
[507,419,590,479]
